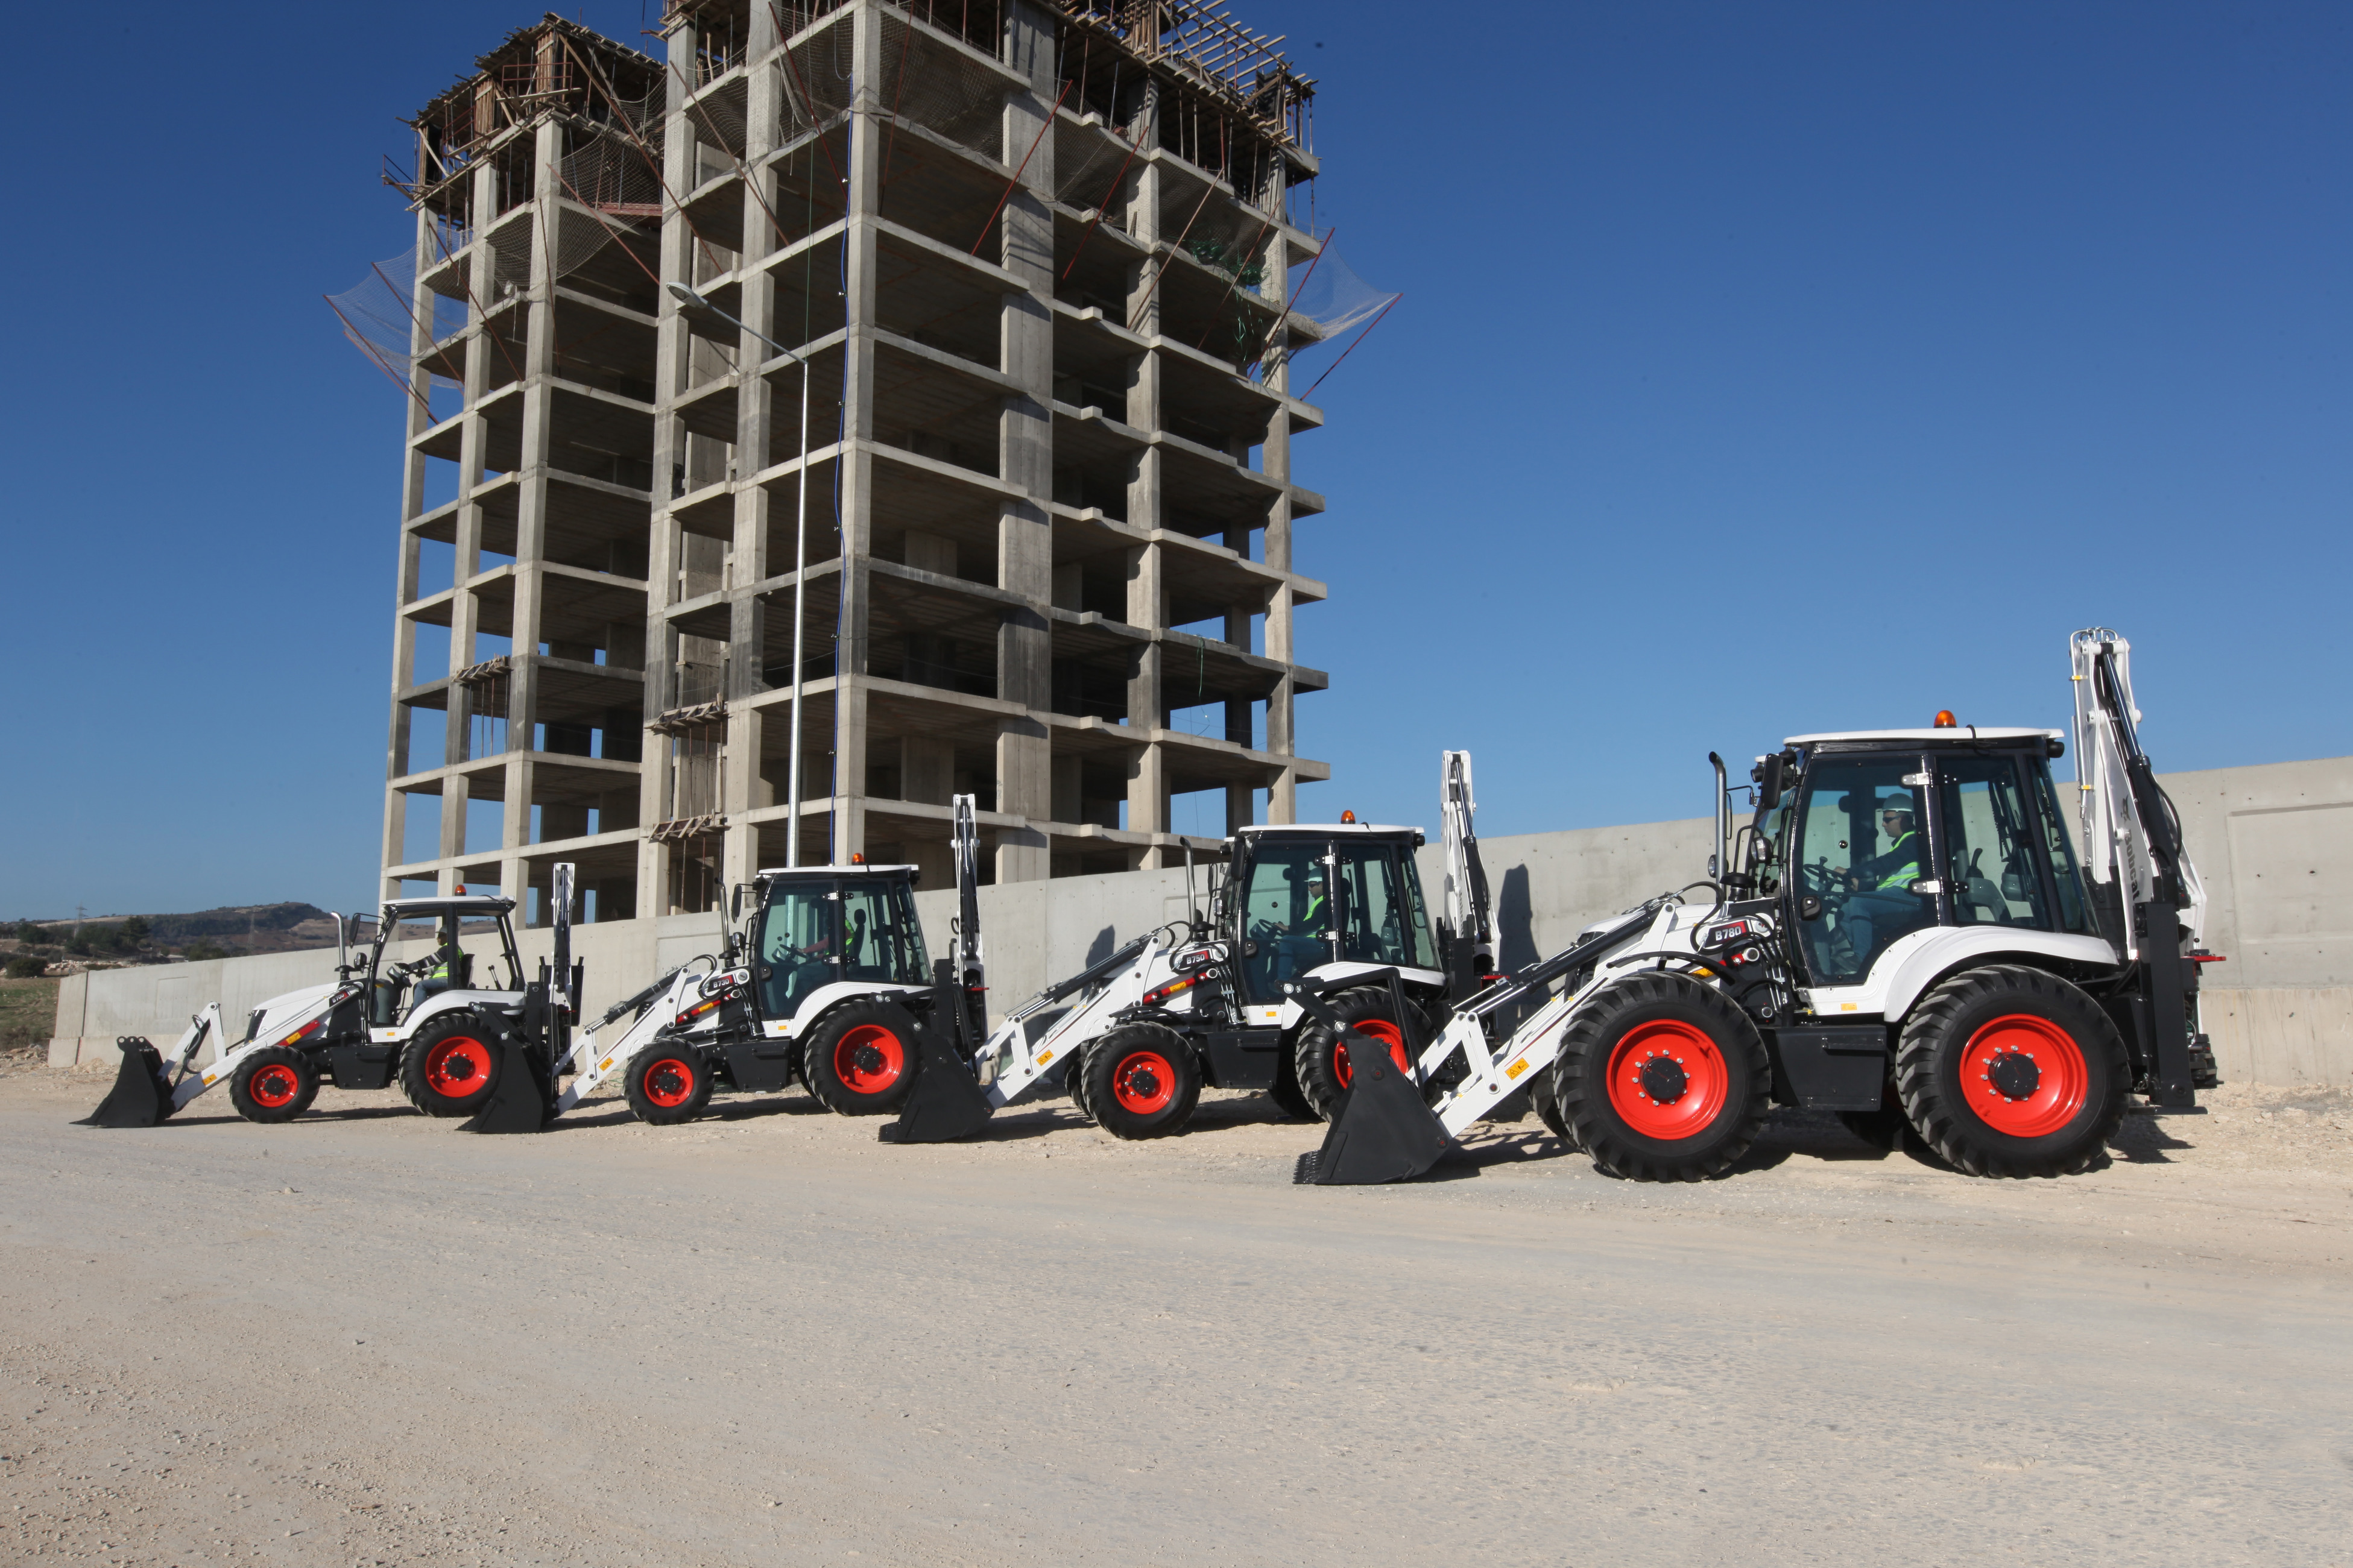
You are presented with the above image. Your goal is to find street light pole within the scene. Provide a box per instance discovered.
[666,283,816,867]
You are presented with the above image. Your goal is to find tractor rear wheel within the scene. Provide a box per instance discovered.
[801,1000,921,1115]
[1080,1025,1201,1139]
[1552,974,1769,1181]
[622,1044,713,1126]
[1895,965,2127,1178]
[1293,989,1423,1122]
[399,1016,501,1118]
[229,1047,318,1124]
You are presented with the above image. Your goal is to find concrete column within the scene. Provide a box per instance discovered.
[723,4,784,893]
[502,116,567,909]
[991,0,1057,883]
[385,203,438,896]
[1222,529,1255,834]
[639,17,706,915]
[1262,198,1299,825]
[833,0,889,867]
[1121,81,1168,863]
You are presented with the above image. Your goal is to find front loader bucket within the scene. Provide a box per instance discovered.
[879,1027,993,1144]
[458,1034,552,1134]
[77,1038,174,1129]
[1301,1051,1453,1185]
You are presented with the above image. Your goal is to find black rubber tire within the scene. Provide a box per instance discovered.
[1063,1051,1097,1124]
[398,1014,503,1118]
[1529,1071,1576,1146]
[1293,989,1424,1122]
[622,1043,714,1126]
[1894,964,2128,1179]
[229,1047,318,1124]
[1079,1024,1202,1140]
[800,1000,922,1115]
[1266,1047,1313,1121]
[1551,973,1770,1182]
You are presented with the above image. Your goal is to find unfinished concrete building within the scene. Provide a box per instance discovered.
[379,1,1334,924]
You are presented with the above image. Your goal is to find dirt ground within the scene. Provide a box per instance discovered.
[4,1063,2349,1567]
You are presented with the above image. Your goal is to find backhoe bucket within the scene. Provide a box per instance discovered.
[1303,1047,1453,1185]
[458,1033,552,1133]
[879,1021,993,1144]
[78,1037,173,1129]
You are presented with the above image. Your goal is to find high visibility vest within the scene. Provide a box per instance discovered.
[1304,893,1327,928]
[1874,830,1919,891]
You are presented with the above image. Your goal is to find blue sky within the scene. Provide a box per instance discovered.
[2,1,2345,918]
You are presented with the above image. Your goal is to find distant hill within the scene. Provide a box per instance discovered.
[5,902,340,962]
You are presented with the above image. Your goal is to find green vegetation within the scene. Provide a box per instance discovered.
[0,977,59,1054]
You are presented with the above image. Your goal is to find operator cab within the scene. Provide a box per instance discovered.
[1225,823,1441,1004]
[744,864,931,1024]
[1755,728,2094,989]
[365,895,525,1025]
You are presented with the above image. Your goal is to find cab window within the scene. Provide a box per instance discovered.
[1939,757,2051,931]
[1336,845,1438,971]
[756,884,836,1020]
[2029,766,2092,934]
[1792,756,1931,984]
[1237,842,1330,1000]
[839,880,929,986]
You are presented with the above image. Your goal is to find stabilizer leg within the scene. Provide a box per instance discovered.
[458,1034,552,1133]
[881,973,994,1144]
[1302,1046,1454,1185]
[78,1037,173,1129]
[880,1027,994,1143]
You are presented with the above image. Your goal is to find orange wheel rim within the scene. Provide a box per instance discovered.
[250,1064,300,1109]
[1603,1019,1728,1140]
[1331,1019,1409,1088]
[424,1036,493,1099]
[1110,1050,1177,1115]
[1958,1013,2088,1138]
[640,1057,696,1109]
[833,1024,906,1095]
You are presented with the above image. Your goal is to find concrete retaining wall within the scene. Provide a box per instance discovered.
[55,756,2353,1085]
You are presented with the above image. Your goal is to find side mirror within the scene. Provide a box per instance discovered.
[729,883,747,921]
[1798,895,1824,921]
[1753,751,1788,814]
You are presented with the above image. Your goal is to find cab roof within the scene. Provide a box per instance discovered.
[754,864,917,878]
[1234,822,1425,839]
[379,895,516,919]
[1786,727,2062,747]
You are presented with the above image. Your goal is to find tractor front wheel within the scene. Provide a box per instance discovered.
[1895,965,2127,1178]
[622,1045,714,1126]
[229,1047,318,1124]
[1079,1025,1202,1140]
[1552,974,1769,1181]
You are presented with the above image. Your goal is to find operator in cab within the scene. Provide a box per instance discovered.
[1841,793,1924,961]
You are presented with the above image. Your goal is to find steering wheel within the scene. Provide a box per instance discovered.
[1801,860,1850,906]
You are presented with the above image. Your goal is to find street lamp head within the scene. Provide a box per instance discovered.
[666,281,710,311]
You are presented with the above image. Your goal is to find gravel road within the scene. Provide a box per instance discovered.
[4,1066,2349,1567]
